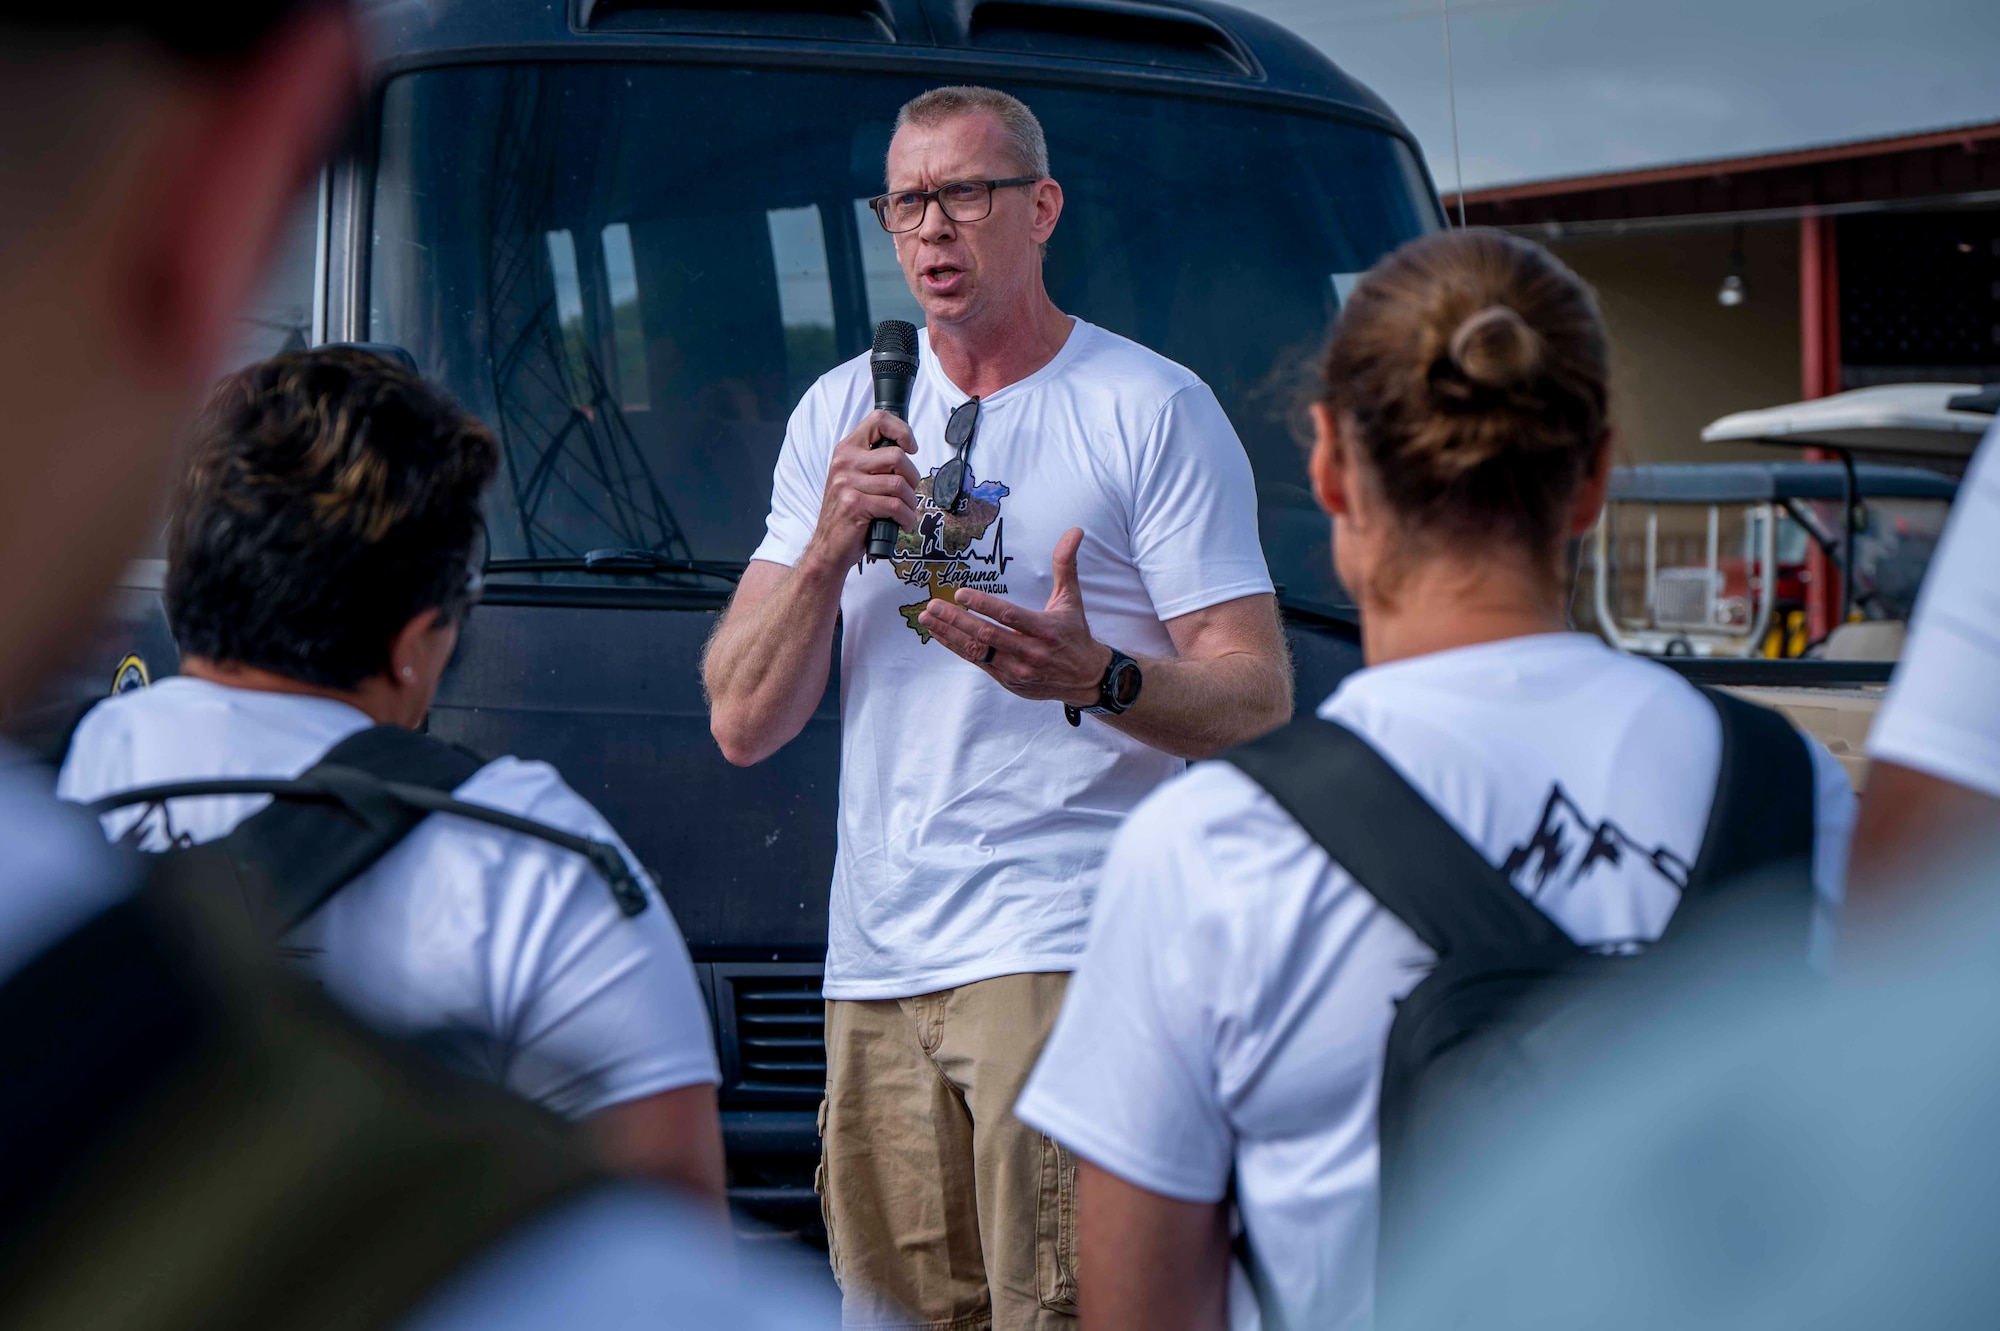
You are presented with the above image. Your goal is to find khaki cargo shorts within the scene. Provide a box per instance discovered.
[816,971,1078,1331]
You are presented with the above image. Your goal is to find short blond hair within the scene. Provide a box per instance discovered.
[892,85,1050,180]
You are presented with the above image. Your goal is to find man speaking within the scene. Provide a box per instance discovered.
[704,85,1291,1330]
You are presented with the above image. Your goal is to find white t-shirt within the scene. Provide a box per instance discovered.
[57,678,719,1120]
[1868,421,2000,795]
[752,318,1273,1000]
[1017,634,1856,1331]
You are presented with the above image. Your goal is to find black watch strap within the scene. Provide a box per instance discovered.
[1065,648,1142,727]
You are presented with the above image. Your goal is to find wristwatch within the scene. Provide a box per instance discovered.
[1064,648,1143,727]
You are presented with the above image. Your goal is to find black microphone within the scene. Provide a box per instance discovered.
[867,320,919,561]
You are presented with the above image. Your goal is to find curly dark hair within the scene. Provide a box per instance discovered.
[166,348,498,690]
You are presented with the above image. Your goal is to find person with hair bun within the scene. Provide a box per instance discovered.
[1015,229,1857,1331]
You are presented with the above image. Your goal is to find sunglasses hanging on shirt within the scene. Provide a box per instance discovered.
[933,397,981,514]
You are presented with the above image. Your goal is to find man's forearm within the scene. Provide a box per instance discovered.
[1104,646,1292,761]
[918,577,1293,762]
[1848,761,2000,917]
[703,555,846,766]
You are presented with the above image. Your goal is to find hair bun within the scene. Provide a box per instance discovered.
[1448,305,1545,391]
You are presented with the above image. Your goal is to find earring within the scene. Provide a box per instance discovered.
[400,666,414,680]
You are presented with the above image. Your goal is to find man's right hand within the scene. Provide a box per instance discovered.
[805,410,921,572]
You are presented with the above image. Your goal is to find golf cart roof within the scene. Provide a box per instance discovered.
[1609,461,1959,504]
[1700,383,1997,460]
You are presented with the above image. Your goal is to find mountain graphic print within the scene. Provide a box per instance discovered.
[1500,784,1694,903]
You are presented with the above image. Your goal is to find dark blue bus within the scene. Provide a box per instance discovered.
[52,0,1441,1225]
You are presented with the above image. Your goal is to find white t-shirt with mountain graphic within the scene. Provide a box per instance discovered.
[1017,632,1855,1331]
[752,317,1273,1000]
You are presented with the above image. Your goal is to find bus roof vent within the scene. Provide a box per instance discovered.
[966,0,1254,77]
[576,0,896,42]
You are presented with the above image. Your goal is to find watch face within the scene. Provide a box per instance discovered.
[1109,659,1143,708]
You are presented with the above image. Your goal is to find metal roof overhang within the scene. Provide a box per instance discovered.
[1452,120,2000,234]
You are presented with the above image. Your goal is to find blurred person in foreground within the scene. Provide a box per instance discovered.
[1384,779,2000,1330]
[1849,418,2000,902]
[1014,229,1856,1331]
[57,348,727,1202]
[0,4,826,1327]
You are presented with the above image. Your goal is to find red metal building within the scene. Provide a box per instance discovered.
[1450,123,2000,636]
[1451,120,2000,401]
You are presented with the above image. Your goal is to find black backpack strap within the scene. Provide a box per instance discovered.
[1221,717,1575,958]
[88,727,651,934]
[1656,688,1819,948]
[226,727,485,931]
[1684,687,1817,895]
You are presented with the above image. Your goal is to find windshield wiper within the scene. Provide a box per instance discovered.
[1275,592,1359,633]
[483,548,743,585]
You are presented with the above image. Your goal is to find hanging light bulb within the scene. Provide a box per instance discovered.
[1718,226,1748,308]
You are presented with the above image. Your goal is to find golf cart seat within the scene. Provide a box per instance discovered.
[1823,620,1907,662]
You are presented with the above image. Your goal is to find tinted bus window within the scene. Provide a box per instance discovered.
[369,64,1436,609]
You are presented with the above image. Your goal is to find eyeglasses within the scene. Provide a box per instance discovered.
[464,517,489,606]
[934,398,982,514]
[869,177,1039,234]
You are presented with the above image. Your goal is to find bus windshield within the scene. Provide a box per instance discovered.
[369,62,1437,610]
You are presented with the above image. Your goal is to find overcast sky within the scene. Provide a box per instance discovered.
[1231,0,2000,192]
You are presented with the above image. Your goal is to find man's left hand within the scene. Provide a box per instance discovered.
[918,527,1113,707]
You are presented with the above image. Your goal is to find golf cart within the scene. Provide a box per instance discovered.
[1591,461,1956,661]
[1603,382,1993,787]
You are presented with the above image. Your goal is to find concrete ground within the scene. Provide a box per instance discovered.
[736,1214,841,1306]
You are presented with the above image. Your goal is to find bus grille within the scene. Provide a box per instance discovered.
[717,965,826,1102]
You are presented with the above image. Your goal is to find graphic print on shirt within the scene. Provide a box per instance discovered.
[117,804,193,851]
[891,461,1014,640]
[1501,784,1694,900]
